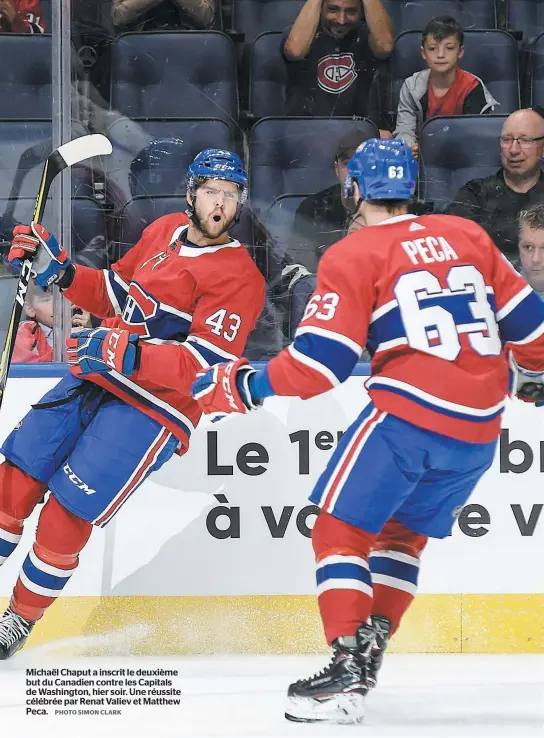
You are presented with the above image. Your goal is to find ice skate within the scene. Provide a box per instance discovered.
[366,614,392,689]
[0,607,35,660]
[285,636,369,724]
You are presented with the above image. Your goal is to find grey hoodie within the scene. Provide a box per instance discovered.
[393,68,500,145]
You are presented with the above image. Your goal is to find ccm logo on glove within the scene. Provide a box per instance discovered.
[106,330,123,370]
[222,363,239,411]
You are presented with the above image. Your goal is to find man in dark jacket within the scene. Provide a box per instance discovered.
[447,108,544,262]
[286,128,374,272]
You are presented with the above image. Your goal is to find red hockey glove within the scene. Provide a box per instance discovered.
[191,358,262,419]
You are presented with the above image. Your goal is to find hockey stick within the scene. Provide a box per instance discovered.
[0,133,113,409]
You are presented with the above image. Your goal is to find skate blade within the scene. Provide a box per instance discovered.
[284,693,365,724]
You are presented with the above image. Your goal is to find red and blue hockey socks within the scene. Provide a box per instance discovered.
[370,517,428,635]
[10,495,92,622]
[311,511,428,644]
[312,510,377,645]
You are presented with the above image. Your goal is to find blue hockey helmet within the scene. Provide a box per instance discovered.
[186,148,248,217]
[344,138,418,203]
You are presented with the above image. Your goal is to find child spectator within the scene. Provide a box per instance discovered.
[394,15,498,157]
[13,285,91,364]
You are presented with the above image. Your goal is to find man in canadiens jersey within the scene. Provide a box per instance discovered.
[0,148,265,659]
[192,139,544,724]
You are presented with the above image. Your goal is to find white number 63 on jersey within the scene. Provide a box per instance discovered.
[303,292,340,321]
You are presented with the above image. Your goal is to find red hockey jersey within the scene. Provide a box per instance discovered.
[0,0,45,32]
[268,213,544,443]
[63,213,265,451]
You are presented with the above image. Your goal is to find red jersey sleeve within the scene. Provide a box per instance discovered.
[268,238,374,398]
[62,215,189,319]
[135,253,265,396]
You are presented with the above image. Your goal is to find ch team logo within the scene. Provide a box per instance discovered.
[317,54,357,94]
[122,282,159,338]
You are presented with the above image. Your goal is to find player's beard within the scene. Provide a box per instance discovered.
[191,207,232,240]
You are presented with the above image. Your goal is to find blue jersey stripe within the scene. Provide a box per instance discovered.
[185,339,231,367]
[370,292,498,346]
[368,380,504,422]
[498,291,544,342]
[105,271,129,311]
[292,333,359,383]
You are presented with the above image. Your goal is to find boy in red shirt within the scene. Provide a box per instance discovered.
[393,15,498,158]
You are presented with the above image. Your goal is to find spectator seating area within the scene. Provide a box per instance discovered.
[1,0,544,296]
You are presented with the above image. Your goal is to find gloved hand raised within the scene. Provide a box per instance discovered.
[8,223,71,290]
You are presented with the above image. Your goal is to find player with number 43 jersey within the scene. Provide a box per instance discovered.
[0,148,264,660]
[191,139,544,725]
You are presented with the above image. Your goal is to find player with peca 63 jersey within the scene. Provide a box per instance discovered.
[192,138,544,724]
[0,148,265,659]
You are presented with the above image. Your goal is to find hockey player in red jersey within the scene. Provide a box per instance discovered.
[0,148,265,659]
[0,0,45,32]
[192,139,544,724]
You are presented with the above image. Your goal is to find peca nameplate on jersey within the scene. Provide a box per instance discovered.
[400,236,459,266]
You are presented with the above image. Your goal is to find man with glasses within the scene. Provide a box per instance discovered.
[447,108,544,262]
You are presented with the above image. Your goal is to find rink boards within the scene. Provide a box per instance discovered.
[0,364,542,655]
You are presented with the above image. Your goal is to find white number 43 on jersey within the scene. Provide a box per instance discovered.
[205,309,242,342]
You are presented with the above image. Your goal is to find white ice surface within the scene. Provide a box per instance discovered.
[0,651,542,738]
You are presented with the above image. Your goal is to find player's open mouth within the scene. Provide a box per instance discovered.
[212,215,222,223]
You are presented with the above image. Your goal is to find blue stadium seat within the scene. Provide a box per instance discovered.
[419,115,506,211]
[381,0,497,33]
[249,117,378,215]
[0,197,107,270]
[386,30,519,119]
[530,32,544,106]
[115,196,185,258]
[231,0,304,43]
[0,35,51,118]
[507,0,544,45]
[105,117,236,209]
[264,193,309,259]
[249,32,287,118]
[0,121,92,201]
[110,32,238,126]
